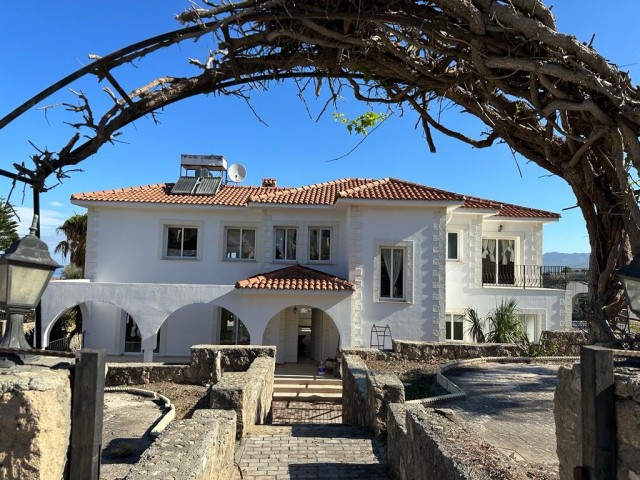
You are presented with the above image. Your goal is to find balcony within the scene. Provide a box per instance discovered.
[482,265,568,290]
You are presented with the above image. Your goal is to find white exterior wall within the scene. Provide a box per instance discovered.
[446,213,566,341]
[351,204,446,346]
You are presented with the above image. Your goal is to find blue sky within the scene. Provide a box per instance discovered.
[2,2,640,263]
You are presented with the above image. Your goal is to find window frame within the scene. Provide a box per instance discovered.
[447,231,460,261]
[224,227,257,261]
[160,220,203,260]
[379,246,406,301]
[445,313,465,341]
[274,227,298,262]
[481,237,517,285]
[308,227,332,263]
[163,225,200,260]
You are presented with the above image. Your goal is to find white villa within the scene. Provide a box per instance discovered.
[41,155,573,363]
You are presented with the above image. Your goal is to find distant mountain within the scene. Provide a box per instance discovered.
[543,252,589,269]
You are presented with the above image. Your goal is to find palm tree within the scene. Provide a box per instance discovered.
[465,307,486,343]
[55,213,87,273]
[0,198,19,252]
[485,298,528,344]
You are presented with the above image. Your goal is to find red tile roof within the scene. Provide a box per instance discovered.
[235,264,355,292]
[70,177,559,218]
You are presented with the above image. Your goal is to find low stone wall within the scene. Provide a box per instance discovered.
[342,354,369,426]
[554,361,640,479]
[392,340,524,360]
[387,403,537,480]
[105,363,194,386]
[342,353,404,434]
[538,330,587,356]
[191,345,276,382]
[126,409,237,480]
[0,364,72,480]
[210,356,275,438]
[106,345,277,386]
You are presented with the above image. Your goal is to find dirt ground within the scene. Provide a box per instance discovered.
[144,381,209,420]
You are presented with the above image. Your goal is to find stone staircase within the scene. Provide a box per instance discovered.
[273,374,342,403]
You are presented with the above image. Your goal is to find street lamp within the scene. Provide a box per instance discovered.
[617,252,640,318]
[0,216,60,363]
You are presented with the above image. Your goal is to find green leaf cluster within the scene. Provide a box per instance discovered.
[333,111,388,136]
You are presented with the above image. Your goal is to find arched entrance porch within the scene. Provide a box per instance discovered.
[263,305,339,365]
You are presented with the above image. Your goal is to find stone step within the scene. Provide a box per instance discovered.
[273,391,343,403]
[275,376,341,386]
[275,384,342,394]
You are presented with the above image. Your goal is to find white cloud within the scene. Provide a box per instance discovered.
[49,201,64,208]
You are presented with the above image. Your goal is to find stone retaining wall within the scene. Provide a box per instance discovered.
[538,331,586,356]
[392,340,524,360]
[342,353,404,434]
[210,356,275,438]
[191,345,276,382]
[106,345,276,386]
[387,403,538,480]
[105,363,194,386]
[554,361,640,479]
[126,409,237,480]
[0,364,72,480]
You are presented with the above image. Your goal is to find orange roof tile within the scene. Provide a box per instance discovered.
[235,264,355,292]
[70,178,559,219]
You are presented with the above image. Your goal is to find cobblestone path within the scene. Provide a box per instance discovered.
[233,425,389,480]
[447,361,569,468]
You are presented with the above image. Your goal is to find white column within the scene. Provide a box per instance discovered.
[141,334,156,363]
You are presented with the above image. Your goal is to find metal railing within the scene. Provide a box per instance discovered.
[482,265,568,289]
[46,331,84,352]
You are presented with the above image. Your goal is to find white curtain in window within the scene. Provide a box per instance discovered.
[382,249,392,281]
[392,248,403,290]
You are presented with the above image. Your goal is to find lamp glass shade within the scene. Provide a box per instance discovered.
[0,263,7,304]
[5,263,53,309]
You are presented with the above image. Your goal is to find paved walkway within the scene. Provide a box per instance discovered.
[446,361,569,467]
[234,425,389,480]
[272,401,342,425]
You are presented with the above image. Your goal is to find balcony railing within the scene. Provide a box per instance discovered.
[482,265,568,290]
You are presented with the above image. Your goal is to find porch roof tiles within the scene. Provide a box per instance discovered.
[235,264,355,292]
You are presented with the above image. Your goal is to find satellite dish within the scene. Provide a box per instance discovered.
[196,167,212,178]
[227,163,247,183]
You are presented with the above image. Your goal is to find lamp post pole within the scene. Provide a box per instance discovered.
[0,168,43,348]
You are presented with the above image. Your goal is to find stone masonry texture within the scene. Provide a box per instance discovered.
[126,409,237,480]
[0,364,72,480]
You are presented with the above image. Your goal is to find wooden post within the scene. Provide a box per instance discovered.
[580,345,615,479]
[69,349,105,480]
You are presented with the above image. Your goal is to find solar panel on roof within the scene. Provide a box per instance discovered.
[171,176,198,194]
[194,176,221,195]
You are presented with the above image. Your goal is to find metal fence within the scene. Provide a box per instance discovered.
[482,265,568,289]
[46,332,84,352]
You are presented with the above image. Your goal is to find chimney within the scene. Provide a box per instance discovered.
[262,178,277,188]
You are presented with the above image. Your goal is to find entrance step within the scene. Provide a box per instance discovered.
[273,374,342,403]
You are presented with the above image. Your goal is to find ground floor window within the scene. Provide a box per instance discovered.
[445,313,464,341]
[219,308,250,345]
[123,315,159,353]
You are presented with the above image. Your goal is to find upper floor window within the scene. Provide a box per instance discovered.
[309,227,331,262]
[274,227,297,261]
[445,314,464,341]
[166,226,198,258]
[225,228,256,260]
[447,232,459,260]
[380,247,405,300]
